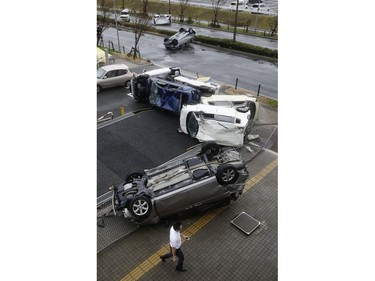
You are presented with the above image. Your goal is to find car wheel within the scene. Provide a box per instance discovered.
[125,172,143,183]
[128,196,152,219]
[216,164,239,185]
[201,142,220,158]
[97,85,101,93]
[172,39,178,46]
[124,80,131,89]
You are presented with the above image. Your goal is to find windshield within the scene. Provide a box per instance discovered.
[187,112,199,137]
[97,68,106,79]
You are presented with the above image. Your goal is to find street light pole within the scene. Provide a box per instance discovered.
[233,0,239,42]
[112,0,121,53]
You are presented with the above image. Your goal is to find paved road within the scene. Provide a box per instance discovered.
[102,27,278,100]
[152,23,277,50]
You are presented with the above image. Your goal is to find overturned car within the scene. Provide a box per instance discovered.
[131,73,201,114]
[153,14,172,25]
[164,27,196,49]
[110,142,249,225]
[179,103,254,147]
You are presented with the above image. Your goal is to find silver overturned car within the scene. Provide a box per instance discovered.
[110,142,249,225]
[163,27,196,49]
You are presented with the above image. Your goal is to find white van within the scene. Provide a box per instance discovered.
[249,3,273,15]
[229,1,248,12]
[119,9,130,22]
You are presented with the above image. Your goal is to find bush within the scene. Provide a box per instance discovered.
[195,35,278,59]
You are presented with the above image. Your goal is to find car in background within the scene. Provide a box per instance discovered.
[110,142,249,224]
[179,103,254,147]
[229,1,248,12]
[153,14,171,25]
[119,9,130,21]
[97,64,134,93]
[130,74,201,114]
[249,3,274,15]
[163,27,196,49]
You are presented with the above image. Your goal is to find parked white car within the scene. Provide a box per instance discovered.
[249,3,274,15]
[119,9,130,21]
[179,103,253,147]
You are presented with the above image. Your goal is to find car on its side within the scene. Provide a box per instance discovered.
[97,64,134,93]
[164,27,196,49]
[110,142,249,225]
[130,74,201,114]
[179,103,254,147]
[153,14,171,25]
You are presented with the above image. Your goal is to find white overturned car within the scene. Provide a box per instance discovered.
[164,27,196,49]
[179,103,254,147]
[153,14,171,25]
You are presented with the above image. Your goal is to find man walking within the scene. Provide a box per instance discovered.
[160,221,189,272]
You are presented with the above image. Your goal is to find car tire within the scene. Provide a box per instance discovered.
[124,80,131,89]
[125,172,143,183]
[188,28,194,34]
[97,85,101,93]
[216,164,239,185]
[172,39,178,46]
[201,142,220,158]
[128,196,152,220]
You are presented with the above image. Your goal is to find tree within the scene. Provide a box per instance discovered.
[97,0,113,46]
[178,0,190,22]
[141,0,149,15]
[210,0,226,28]
[129,12,152,59]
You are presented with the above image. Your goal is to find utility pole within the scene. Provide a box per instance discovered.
[169,0,171,14]
[233,0,239,42]
[112,0,121,52]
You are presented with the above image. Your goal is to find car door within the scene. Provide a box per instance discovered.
[115,69,128,86]
[153,185,194,217]
[101,70,117,88]
[185,172,230,208]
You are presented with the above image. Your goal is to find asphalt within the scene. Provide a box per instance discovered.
[97,55,278,281]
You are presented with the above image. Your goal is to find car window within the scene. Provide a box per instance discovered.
[117,69,128,76]
[97,68,106,79]
[106,70,116,78]
[187,112,199,137]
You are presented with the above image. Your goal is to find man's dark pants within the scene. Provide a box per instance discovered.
[161,246,185,270]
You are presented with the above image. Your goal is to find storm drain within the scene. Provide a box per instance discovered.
[231,212,260,235]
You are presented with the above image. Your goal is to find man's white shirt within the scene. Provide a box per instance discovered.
[169,226,181,249]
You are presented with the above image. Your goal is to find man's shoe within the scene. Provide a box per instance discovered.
[160,257,166,262]
[176,268,187,272]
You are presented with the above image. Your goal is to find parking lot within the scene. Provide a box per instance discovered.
[97,57,278,280]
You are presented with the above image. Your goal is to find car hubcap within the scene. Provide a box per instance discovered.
[222,169,235,182]
[133,200,149,215]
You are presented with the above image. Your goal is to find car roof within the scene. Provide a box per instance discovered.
[99,64,129,71]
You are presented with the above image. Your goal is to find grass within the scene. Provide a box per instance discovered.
[102,0,277,38]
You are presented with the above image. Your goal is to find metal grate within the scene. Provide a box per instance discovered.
[231,212,260,235]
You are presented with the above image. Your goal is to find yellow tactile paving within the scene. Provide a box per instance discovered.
[120,159,278,281]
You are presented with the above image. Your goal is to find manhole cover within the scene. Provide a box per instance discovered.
[231,212,260,235]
